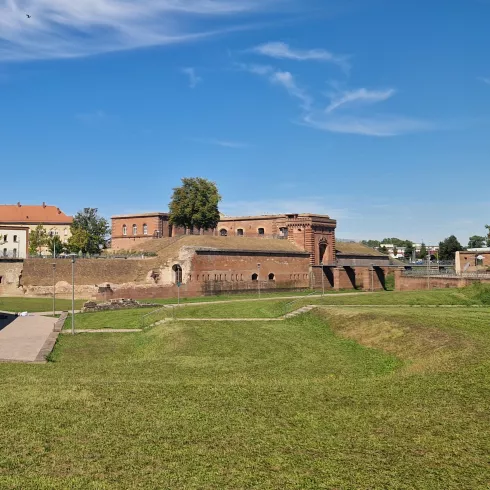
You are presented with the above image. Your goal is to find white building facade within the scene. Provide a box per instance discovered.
[0,226,29,259]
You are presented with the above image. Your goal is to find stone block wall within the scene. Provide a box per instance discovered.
[0,261,24,296]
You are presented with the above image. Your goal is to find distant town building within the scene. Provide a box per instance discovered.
[0,226,29,259]
[455,248,490,273]
[380,243,440,259]
[0,203,73,252]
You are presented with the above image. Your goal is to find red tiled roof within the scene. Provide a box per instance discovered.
[0,203,73,224]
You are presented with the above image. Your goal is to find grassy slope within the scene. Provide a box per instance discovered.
[67,287,490,329]
[0,309,488,488]
[0,297,86,313]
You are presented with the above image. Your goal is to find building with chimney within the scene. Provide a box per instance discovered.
[0,203,73,247]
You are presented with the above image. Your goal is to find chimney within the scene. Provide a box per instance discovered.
[43,202,46,208]
[17,202,21,207]
[57,208,61,214]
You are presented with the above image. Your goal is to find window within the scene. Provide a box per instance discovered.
[12,249,17,259]
[268,273,275,281]
[122,225,127,236]
[236,229,244,236]
[252,273,258,281]
[3,248,7,257]
[279,227,288,237]
[143,224,148,235]
[258,228,265,235]
[13,235,17,243]
[172,264,183,284]
[64,228,68,236]
[220,229,228,236]
[3,235,7,243]
[0,276,2,284]
[132,224,137,235]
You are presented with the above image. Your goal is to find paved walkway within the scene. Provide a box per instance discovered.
[61,329,142,334]
[0,315,56,363]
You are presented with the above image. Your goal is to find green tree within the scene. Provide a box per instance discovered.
[67,228,90,254]
[485,225,490,246]
[29,224,47,255]
[46,235,64,256]
[361,239,381,248]
[419,243,428,259]
[379,245,388,254]
[392,246,398,257]
[71,208,109,254]
[404,242,415,260]
[438,235,463,261]
[169,177,221,233]
[468,235,486,249]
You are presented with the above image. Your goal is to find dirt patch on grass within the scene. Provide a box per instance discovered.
[316,308,476,374]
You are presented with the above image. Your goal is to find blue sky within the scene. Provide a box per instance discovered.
[1,0,489,245]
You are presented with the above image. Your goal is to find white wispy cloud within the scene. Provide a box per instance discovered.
[325,88,396,113]
[193,138,249,149]
[270,70,312,109]
[238,63,311,110]
[242,60,431,136]
[0,0,287,61]
[181,67,202,88]
[479,77,490,85]
[302,112,433,137]
[252,41,350,70]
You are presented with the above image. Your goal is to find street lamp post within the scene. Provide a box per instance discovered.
[69,254,76,335]
[257,263,261,299]
[321,261,325,296]
[52,263,56,318]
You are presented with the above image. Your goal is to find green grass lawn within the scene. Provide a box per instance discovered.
[65,308,149,330]
[67,286,490,329]
[0,306,488,488]
[0,297,87,313]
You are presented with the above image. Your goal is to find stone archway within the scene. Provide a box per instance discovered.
[319,240,328,264]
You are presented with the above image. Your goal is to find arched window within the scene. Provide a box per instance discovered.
[64,228,68,236]
[122,225,127,236]
[172,264,183,284]
[236,229,244,236]
[132,224,137,236]
[220,229,228,236]
[143,224,148,235]
[252,273,258,281]
[319,240,328,264]
[258,228,265,236]
[268,273,275,281]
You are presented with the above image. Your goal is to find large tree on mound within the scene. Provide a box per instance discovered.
[169,178,221,233]
[70,208,109,254]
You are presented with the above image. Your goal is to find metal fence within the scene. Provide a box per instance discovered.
[403,270,490,279]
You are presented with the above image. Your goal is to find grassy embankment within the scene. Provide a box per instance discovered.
[0,300,489,488]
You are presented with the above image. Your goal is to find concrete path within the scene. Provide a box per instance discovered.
[61,329,142,334]
[0,315,56,363]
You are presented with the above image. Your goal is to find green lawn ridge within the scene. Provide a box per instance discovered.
[0,304,489,488]
[0,297,86,313]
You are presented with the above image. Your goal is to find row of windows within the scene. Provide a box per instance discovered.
[290,274,308,280]
[219,227,288,237]
[181,272,276,282]
[2,248,18,258]
[122,224,148,236]
[1,234,20,243]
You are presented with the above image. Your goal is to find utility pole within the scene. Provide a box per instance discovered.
[52,263,56,318]
[257,263,261,299]
[321,262,325,296]
[70,255,76,335]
